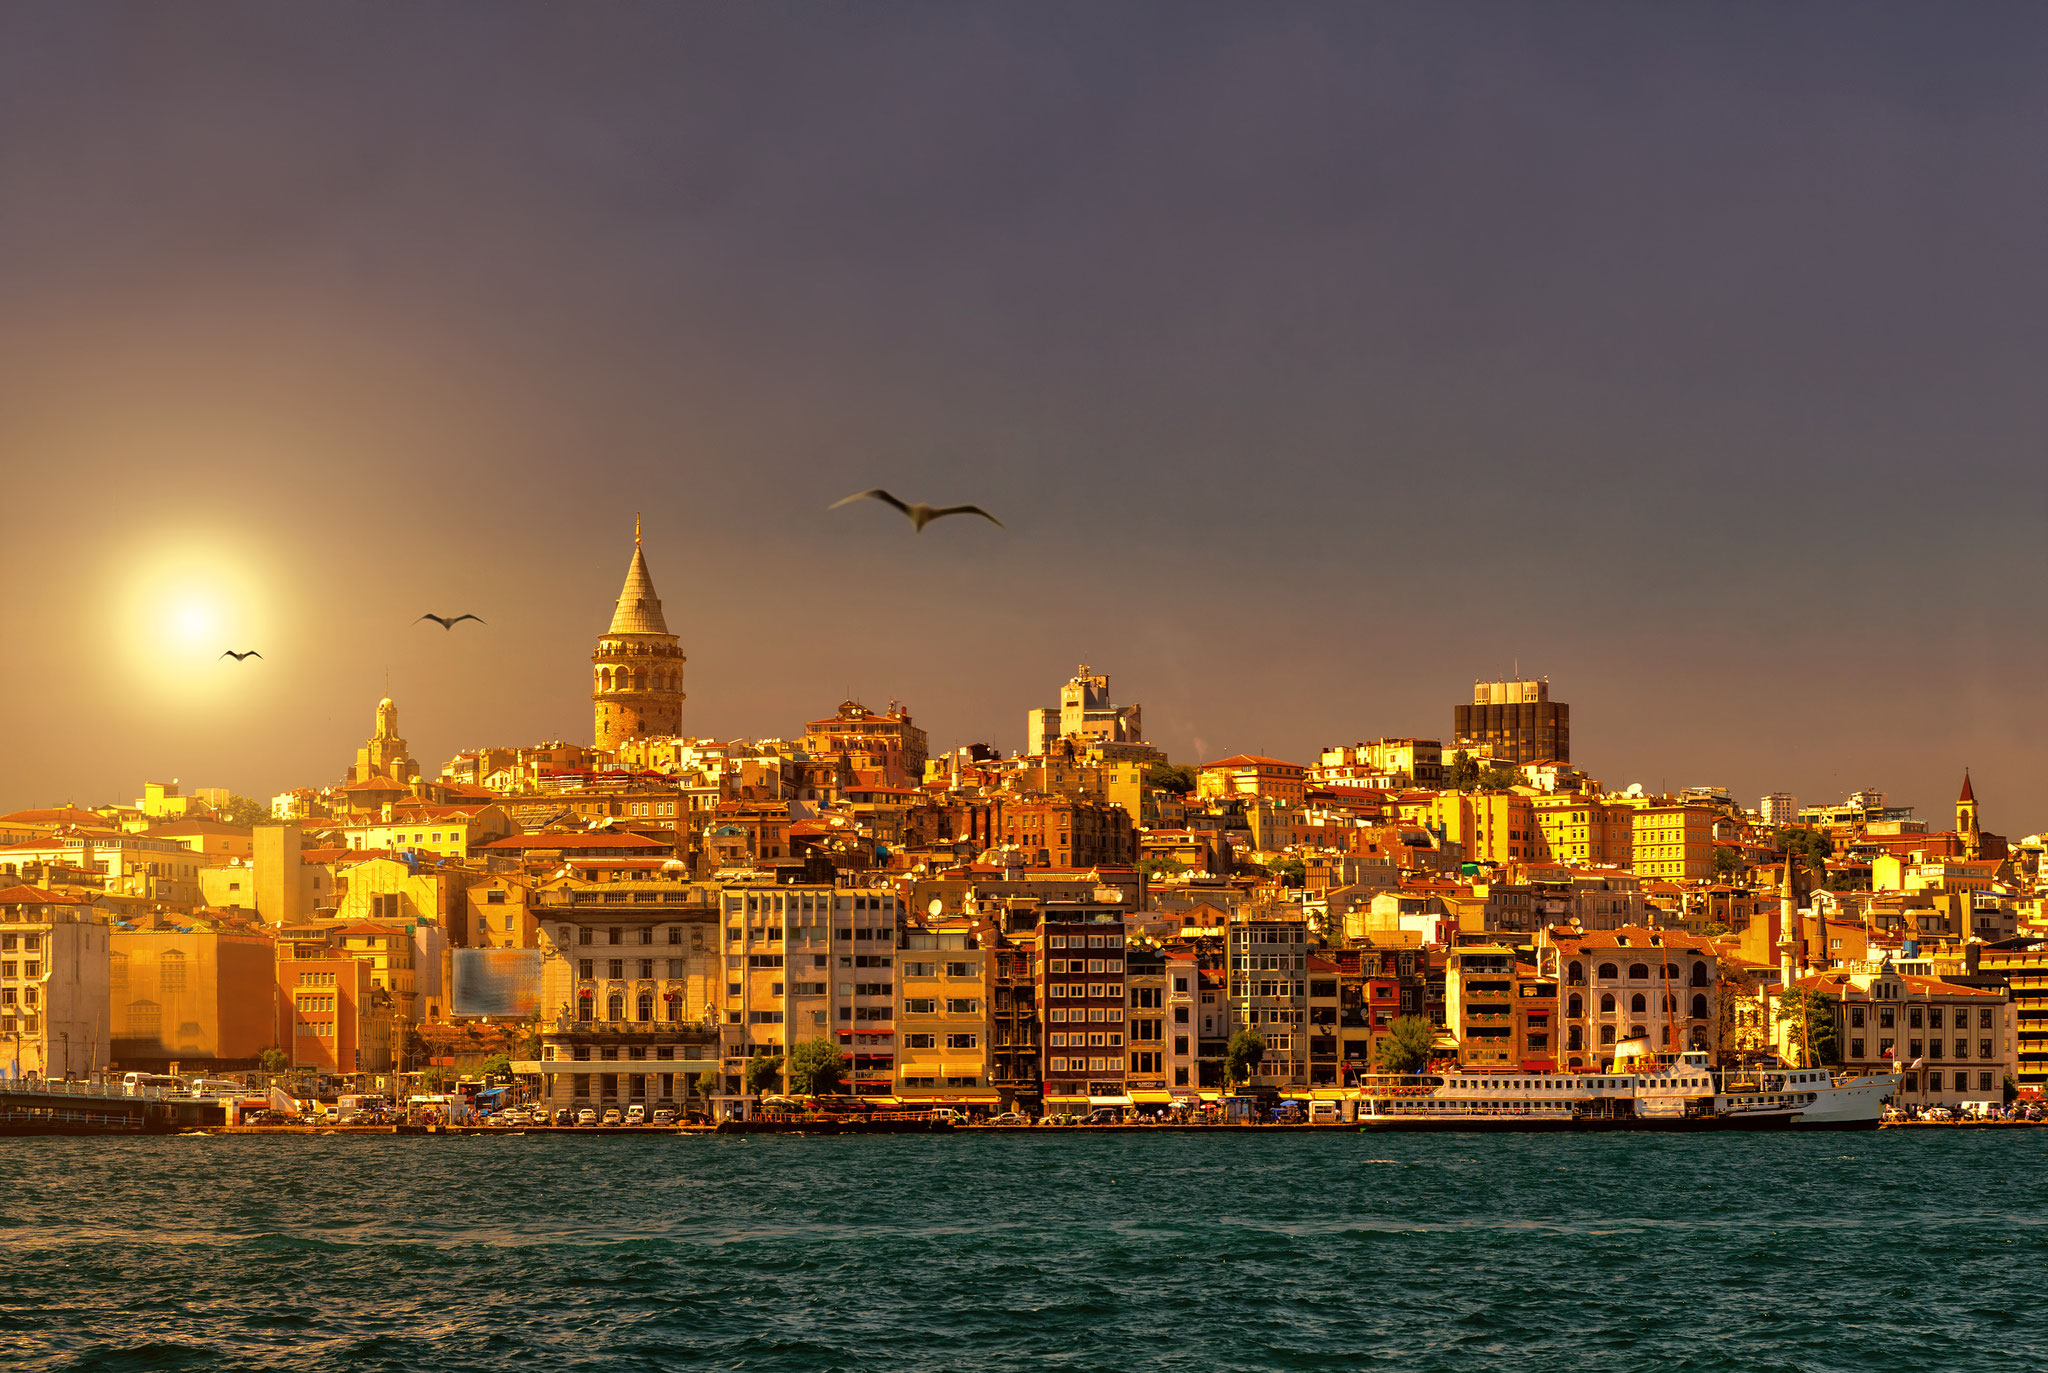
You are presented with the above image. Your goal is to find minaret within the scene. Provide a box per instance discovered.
[592,515,685,750]
[1958,770,1981,861]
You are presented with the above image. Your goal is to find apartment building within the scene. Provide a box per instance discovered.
[532,880,722,1116]
[0,886,111,1079]
[1039,907,1130,1112]
[1227,918,1309,1089]
[715,881,903,1109]
[897,918,994,1108]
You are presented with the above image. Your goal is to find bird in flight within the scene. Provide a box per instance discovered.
[830,489,1004,532]
[219,650,262,661]
[416,613,485,630]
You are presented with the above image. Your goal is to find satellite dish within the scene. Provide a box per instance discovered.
[928,897,944,917]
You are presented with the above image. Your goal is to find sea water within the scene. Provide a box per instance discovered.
[3,1131,2044,1371]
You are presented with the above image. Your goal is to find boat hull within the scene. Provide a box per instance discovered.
[1359,1112,1878,1133]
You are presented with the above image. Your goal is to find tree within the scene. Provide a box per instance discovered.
[1711,846,1742,882]
[1139,855,1191,880]
[215,794,272,828]
[1225,1029,1266,1086]
[1145,762,1199,796]
[481,1052,513,1078]
[1445,753,1482,791]
[1270,857,1307,889]
[1375,1015,1435,1074]
[786,1037,845,1096]
[1775,987,1839,1068]
[419,1066,454,1093]
[743,1054,784,1096]
[1779,828,1834,887]
[258,1047,288,1087]
[1476,764,1522,791]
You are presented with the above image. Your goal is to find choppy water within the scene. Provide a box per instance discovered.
[3,1131,2045,1371]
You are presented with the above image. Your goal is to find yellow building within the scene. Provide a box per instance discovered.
[1531,794,1635,866]
[1630,804,1717,880]
[346,804,514,859]
[1418,791,1538,866]
[896,919,995,1107]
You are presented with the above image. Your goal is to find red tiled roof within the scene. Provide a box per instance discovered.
[0,884,94,904]
[1201,755,1302,770]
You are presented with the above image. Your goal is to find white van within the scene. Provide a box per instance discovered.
[625,1103,646,1125]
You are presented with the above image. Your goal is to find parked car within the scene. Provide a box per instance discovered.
[576,1108,598,1126]
[530,1107,554,1126]
[602,1108,623,1126]
[651,1109,676,1126]
[625,1103,646,1125]
[988,1112,1029,1127]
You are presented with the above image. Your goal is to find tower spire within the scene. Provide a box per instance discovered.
[635,511,642,548]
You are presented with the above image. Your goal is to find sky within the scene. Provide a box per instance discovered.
[3,4,2047,830]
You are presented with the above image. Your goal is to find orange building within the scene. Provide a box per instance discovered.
[1196,755,1307,805]
[274,922,394,1075]
[110,923,276,1069]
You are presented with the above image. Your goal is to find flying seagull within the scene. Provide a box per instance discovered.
[416,613,485,630]
[830,489,1004,532]
[219,650,262,661]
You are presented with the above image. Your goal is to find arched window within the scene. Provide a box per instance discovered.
[667,996,683,1022]
[1629,1024,1647,1040]
[1664,962,1680,980]
[1660,1025,1671,1046]
[1691,993,1708,1019]
[1631,993,1647,1014]
[1628,963,1650,980]
[1567,961,1585,986]
[1600,993,1616,1014]
[1566,993,1583,1018]
[1689,1026,1708,1050]
[1599,1025,1616,1045]
[1691,961,1709,987]
[636,993,654,1021]
[607,993,625,1021]
[1597,963,1618,981]
[1567,1026,1583,1051]
[1662,994,1677,1013]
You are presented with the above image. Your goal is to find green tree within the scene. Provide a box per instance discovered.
[1145,762,1199,796]
[481,1052,513,1078]
[1139,855,1191,880]
[1711,846,1742,881]
[1445,753,1481,791]
[215,794,273,828]
[1775,987,1839,1068]
[419,1066,454,1093]
[786,1037,845,1096]
[743,1053,784,1096]
[1476,764,1522,791]
[1225,1029,1266,1086]
[1270,857,1307,889]
[1375,1015,1435,1074]
[2005,1074,2020,1105]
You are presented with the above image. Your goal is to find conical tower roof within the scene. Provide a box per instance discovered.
[1959,770,1976,804]
[607,519,670,635]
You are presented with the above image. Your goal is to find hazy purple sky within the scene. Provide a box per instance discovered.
[4,5,2046,831]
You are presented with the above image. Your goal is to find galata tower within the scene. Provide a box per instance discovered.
[592,516,685,749]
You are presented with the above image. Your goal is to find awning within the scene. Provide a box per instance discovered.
[1089,1095,1134,1107]
[1280,1089,1311,1100]
[897,1090,1000,1103]
[1310,1088,1350,1101]
[1044,1094,1089,1106]
[1197,1090,1222,1102]
[1130,1090,1172,1104]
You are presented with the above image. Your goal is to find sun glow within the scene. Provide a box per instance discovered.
[120,545,272,694]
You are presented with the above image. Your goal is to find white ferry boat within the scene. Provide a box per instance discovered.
[1356,1040,1900,1132]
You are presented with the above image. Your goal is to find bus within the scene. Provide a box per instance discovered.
[187,1078,244,1099]
[121,1072,183,1096]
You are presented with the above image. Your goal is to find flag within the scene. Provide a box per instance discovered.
[1908,1057,1923,1069]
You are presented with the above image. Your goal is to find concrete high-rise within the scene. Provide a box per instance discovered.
[592,517,685,750]
[1454,678,1569,765]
